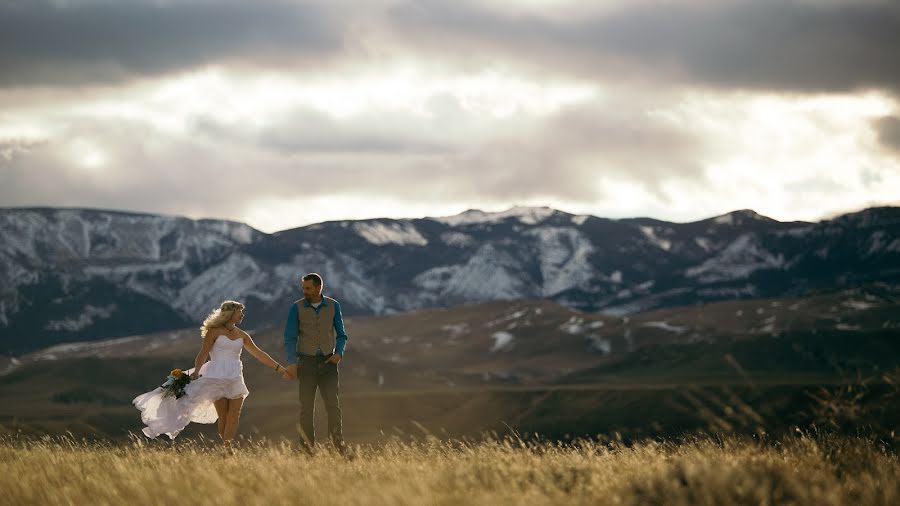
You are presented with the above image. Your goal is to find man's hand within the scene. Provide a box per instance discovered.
[285,364,298,379]
[326,353,342,364]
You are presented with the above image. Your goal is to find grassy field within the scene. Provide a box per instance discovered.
[1,431,897,506]
[2,294,897,504]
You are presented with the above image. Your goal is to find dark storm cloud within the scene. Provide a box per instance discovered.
[0,0,342,87]
[7,0,900,95]
[875,116,900,154]
[389,0,900,95]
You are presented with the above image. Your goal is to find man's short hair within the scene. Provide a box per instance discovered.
[302,273,323,286]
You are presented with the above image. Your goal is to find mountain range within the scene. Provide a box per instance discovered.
[2,287,897,441]
[1,205,898,354]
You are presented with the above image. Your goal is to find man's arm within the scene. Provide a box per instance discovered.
[333,300,348,357]
[283,303,299,365]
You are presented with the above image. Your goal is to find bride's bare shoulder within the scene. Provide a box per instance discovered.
[203,328,224,341]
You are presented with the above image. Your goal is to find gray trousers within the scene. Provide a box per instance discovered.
[297,354,344,449]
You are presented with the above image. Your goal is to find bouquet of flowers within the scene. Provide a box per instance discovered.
[161,368,192,399]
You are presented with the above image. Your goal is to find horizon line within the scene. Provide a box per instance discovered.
[1,202,898,235]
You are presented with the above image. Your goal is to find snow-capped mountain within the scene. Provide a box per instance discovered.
[1,205,898,353]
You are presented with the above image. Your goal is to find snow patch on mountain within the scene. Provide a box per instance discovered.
[442,323,469,337]
[714,214,734,225]
[433,206,558,226]
[198,219,259,244]
[174,253,284,318]
[641,321,688,334]
[44,304,117,332]
[686,234,785,283]
[441,232,475,247]
[490,331,514,352]
[697,285,758,298]
[413,244,529,300]
[588,336,612,354]
[1,210,249,278]
[712,210,772,226]
[270,251,387,314]
[0,261,39,326]
[320,254,390,314]
[843,300,876,311]
[486,308,530,329]
[865,230,900,256]
[84,260,189,277]
[572,215,590,226]
[355,221,428,247]
[560,316,585,334]
[639,226,672,251]
[83,260,187,304]
[559,316,604,334]
[0,211,44,258]
[695,237,713,252]
[526,227,596,296]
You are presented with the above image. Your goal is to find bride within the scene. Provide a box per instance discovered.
[133,300,289,452]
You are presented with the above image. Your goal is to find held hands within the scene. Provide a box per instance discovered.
[277,357,337,380]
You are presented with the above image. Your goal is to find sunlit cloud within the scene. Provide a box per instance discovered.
[1,0,898,232]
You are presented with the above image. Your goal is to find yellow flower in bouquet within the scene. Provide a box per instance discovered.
[162,368,192,399]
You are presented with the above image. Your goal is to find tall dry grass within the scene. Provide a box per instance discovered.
[1,431,897,506]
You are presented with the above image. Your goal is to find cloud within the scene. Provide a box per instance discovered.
[2,98,898,233]
[0,0,343,87]
[6,0,900,97]
[171,78,705,202]
[875,116,900,153]
[192,107,460,156]
[2,0,899,232]
[388,0,900,95]
[0,92,706,226]
[435,101,707,204]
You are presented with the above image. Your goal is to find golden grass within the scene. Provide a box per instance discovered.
[1,432,898,506]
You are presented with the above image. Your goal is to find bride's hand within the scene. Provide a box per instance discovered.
[190,371,201,380]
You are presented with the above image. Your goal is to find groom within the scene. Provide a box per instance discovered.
[283,272,349,453]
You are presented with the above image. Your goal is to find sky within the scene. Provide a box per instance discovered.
[1,0,899,233]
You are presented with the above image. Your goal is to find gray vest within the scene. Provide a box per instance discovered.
[295,297,337,356]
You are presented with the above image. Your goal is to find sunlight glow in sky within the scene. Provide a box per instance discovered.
[1,0,898,232]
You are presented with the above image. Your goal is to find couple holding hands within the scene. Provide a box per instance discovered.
[133,272,348,455]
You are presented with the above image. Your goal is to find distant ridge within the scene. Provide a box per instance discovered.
[1,205,898,353]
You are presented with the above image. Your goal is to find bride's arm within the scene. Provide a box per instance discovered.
[192,333,217,377]
[239,329,285,373]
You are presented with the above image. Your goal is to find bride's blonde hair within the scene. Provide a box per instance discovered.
[200,300,244,337]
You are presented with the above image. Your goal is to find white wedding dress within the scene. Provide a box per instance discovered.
[133,335,250,439]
